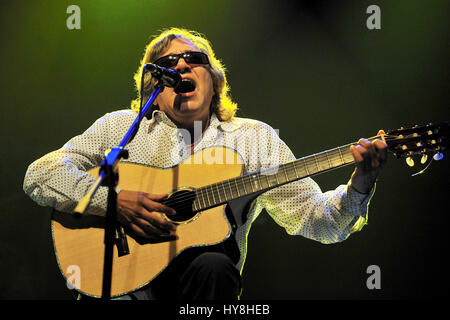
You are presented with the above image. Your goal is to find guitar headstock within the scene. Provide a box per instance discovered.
[384,121,449,163]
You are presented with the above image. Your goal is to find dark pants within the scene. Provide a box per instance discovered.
[127,252,242,301]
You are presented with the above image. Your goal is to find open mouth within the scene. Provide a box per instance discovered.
[175,79,196,94]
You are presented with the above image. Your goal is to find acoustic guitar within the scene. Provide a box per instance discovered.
[51,122,449,297]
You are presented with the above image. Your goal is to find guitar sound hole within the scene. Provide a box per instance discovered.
[164,189,196,223]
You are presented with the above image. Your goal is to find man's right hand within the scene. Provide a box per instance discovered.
[117,190,178,243]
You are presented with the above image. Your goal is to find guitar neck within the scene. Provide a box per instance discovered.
[191,138,378,212]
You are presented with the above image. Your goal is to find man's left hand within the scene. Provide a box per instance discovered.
[350,138,388,194]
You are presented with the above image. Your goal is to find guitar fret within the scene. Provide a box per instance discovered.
[203,188,210,208]
[254,175,261,191]
[227,179,233,199]
[255,175,263,190]
[200,189,208,209]
[325,152,332,168]
[281,166,290,183]
[264,174,271,189]
[274,171,283,185]
[247,176,254,193]
[337,147,345,165]
[209,185,216,205]
[275,172,280,184]
[195,190,201,210]
[219,182,227,203]
[195,199,200,211]
[282,166,289,182]
[223,183,229,201]
[235,179,241,197]
[249,175,259,192]
[223,180,234,201]
[215,184,222,203]
[293,162,299,179]
[303,158,311,175]
[220,183,226,202]
[286,163,297,181]
[195,198,201,212]
[313,155,320,171]
[328,149,337,167]
[231,178,240,198]
[345,146,354,162]
[207,188,214,208]
[241,179,248,195]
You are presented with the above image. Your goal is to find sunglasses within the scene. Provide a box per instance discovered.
[152,51,210,69]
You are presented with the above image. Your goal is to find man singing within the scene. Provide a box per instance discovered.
[23,27,387,300]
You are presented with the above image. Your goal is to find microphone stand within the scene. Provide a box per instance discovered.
[73,81,165,299]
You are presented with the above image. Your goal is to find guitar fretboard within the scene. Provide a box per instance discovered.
[192,142,360,212]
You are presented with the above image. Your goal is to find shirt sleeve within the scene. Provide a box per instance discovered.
[253,125,374,244]
[23,114,116,216]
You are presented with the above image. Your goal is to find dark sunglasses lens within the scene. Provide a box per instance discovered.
[154,55,178,68]
[154,52,209,68]
[185,52,208,64]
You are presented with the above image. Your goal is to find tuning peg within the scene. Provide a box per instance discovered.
[420,154,428,164]
[433,152,444,161]
[406,157,415,167]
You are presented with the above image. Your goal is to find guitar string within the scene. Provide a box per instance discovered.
[167,129,441,212]
[162,134,407,213]
[163,151,354,212]
[160,134,397,211]
[158,134,394,213]
[162,141,356,204]
[163,143,355,209]
[159,131,438,212]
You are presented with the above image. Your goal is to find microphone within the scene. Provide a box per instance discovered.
[144,64,181,88]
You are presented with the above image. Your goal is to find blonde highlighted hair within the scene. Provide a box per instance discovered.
[130,28,237,121]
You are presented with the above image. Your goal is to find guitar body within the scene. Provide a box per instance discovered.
[51,147,244,298]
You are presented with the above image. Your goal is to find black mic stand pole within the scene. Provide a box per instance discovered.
[73,81,165,300]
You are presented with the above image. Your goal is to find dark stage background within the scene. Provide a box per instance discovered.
[0,0,449,300]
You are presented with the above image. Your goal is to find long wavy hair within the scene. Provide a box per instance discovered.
[130,28,238,121]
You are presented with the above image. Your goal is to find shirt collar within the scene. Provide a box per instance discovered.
[146,109,242,133]
[145,109,176,131]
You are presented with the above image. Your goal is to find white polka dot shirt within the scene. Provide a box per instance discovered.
[23,109,374,273]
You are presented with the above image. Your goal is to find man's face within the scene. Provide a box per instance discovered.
[154,38,214,128]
